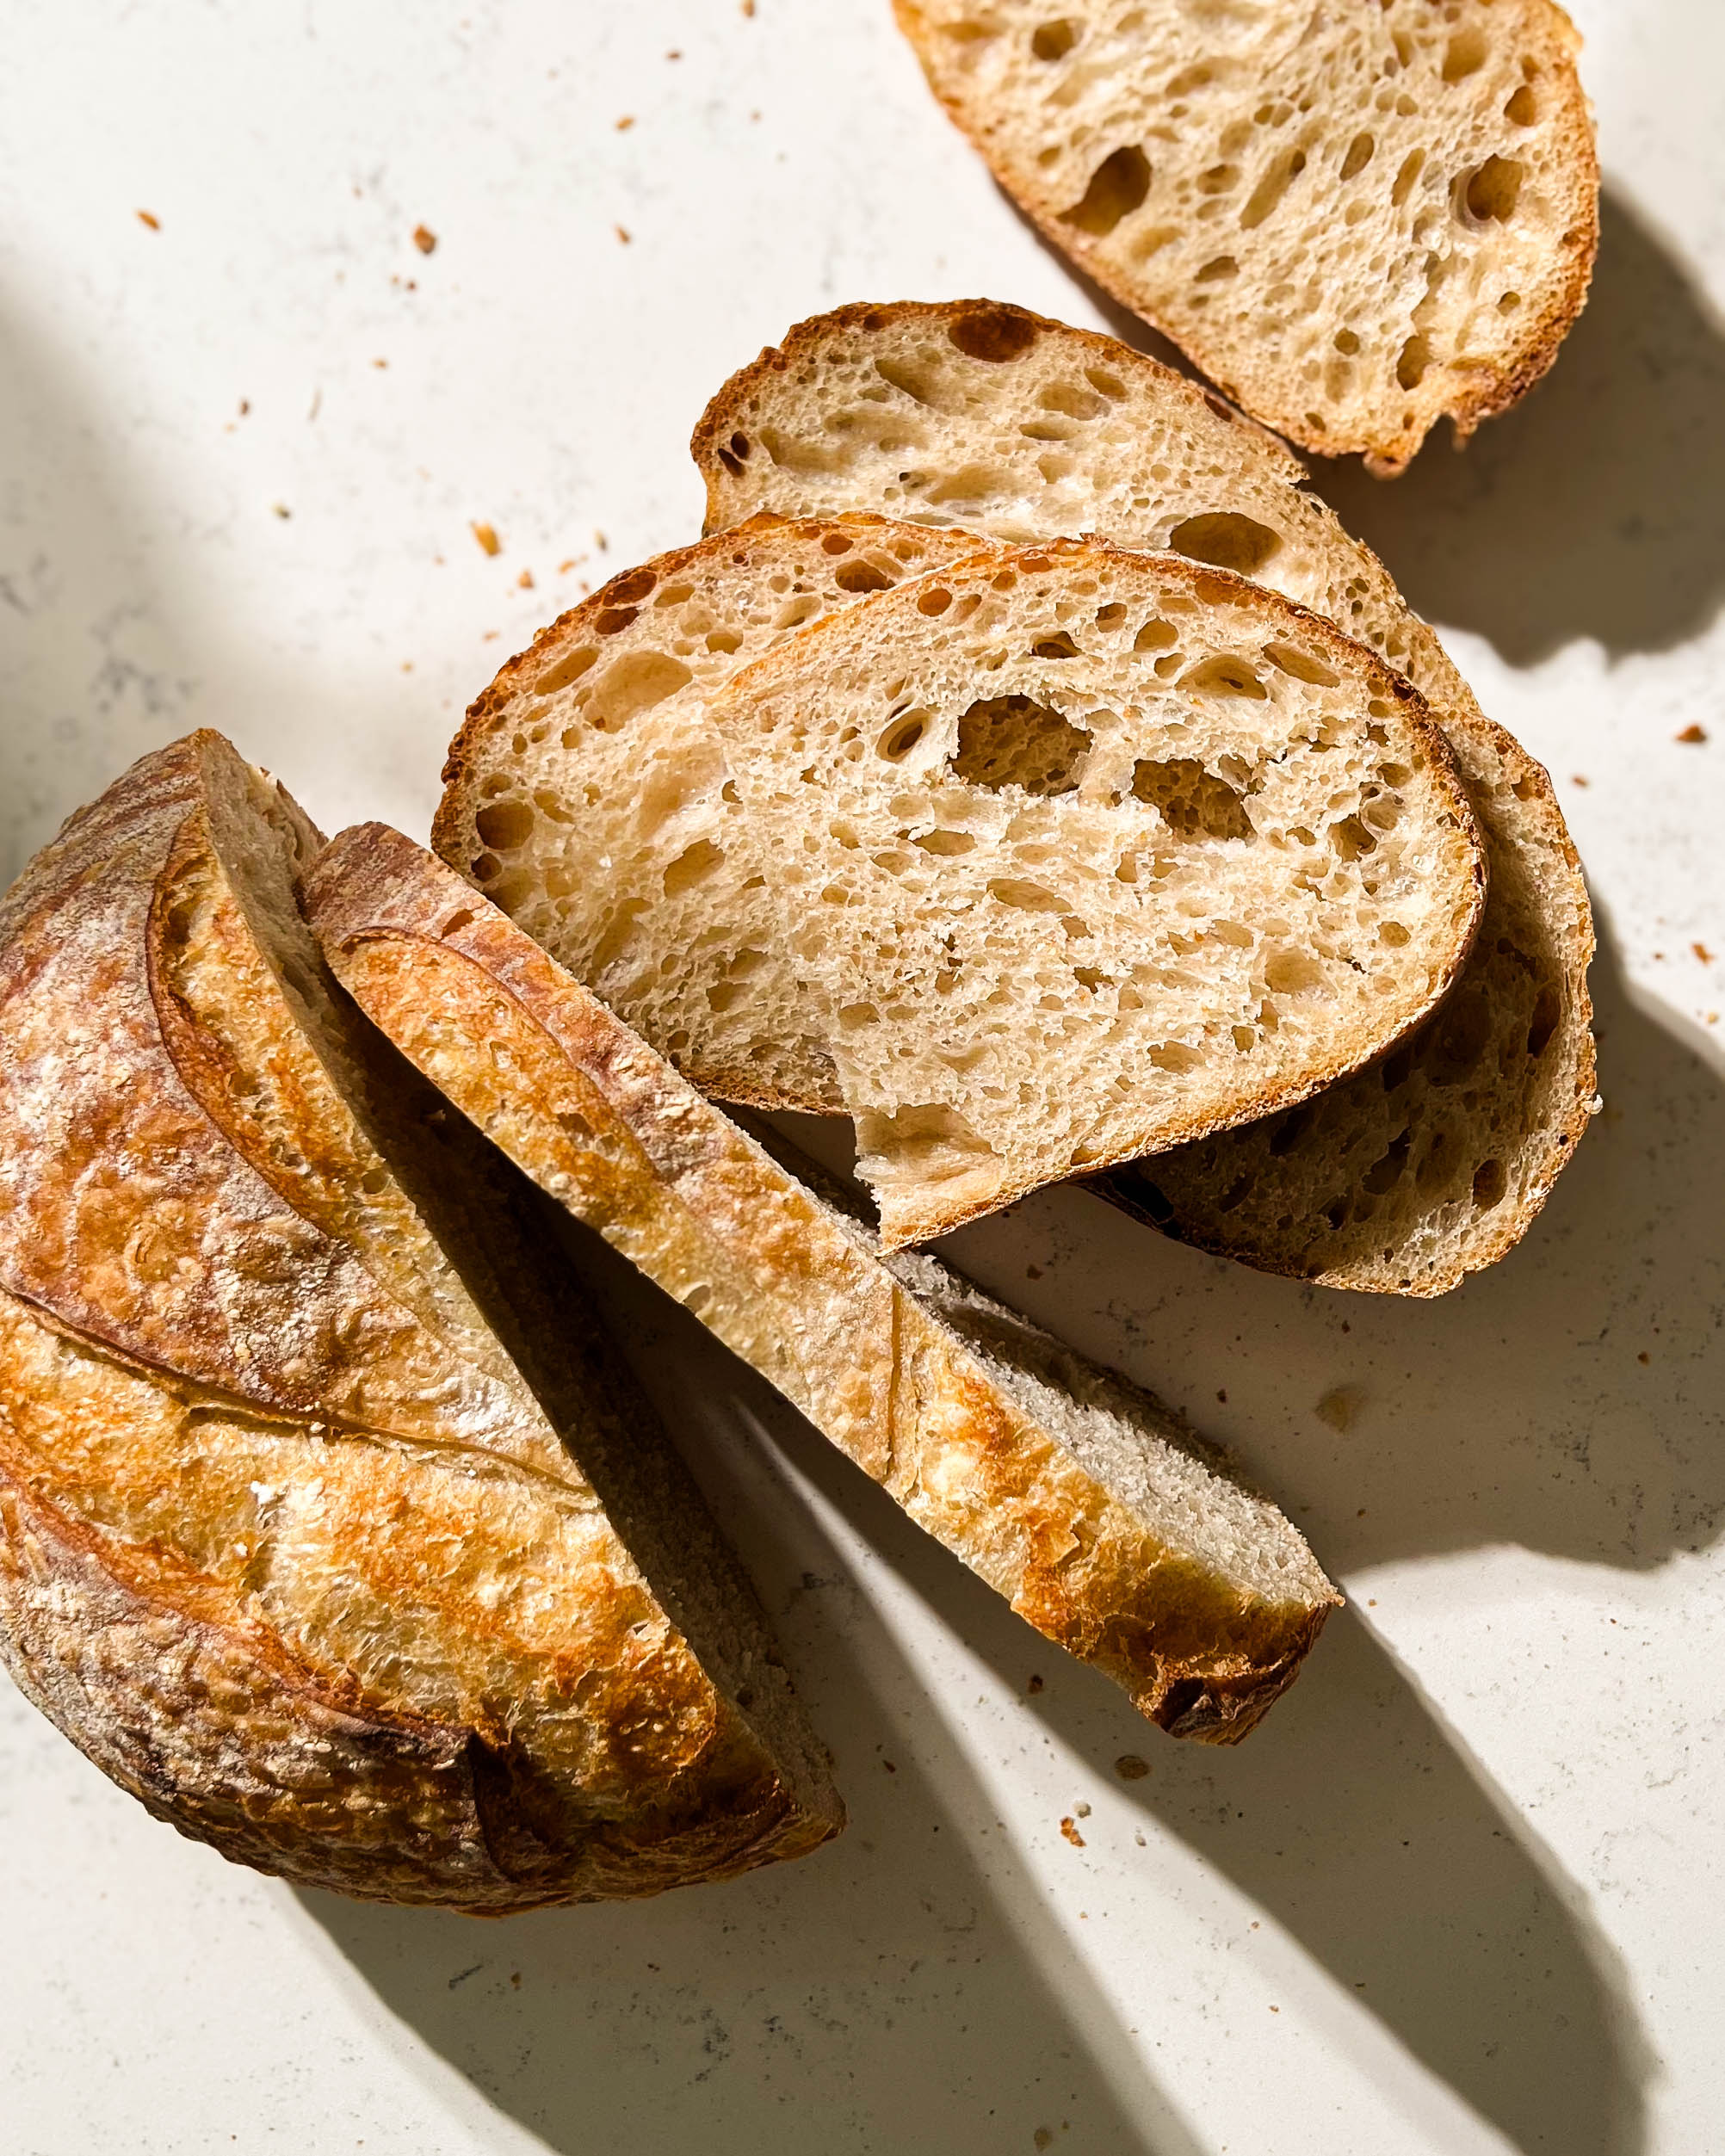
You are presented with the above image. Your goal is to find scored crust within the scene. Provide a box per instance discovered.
[891,0,1599,469]
[306,823,1341,1743]
[689,299,1596,1291]
[0,732,840,1908]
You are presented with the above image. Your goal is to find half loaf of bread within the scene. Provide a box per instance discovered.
[0,732,841,1910]
[442,531,1486,1247]
[306,824,1341,1741]
[892,1,1598,468]
[691,301,1596,1292]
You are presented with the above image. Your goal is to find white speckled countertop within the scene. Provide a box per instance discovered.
[3,5,1722,2152]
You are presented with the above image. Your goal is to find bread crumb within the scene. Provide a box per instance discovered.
[666,47,683,59]
[1315,1384,1364,1432]
[510,1972,522,1989]
[1074,1801,1091,1818]
[615,115,635,131]
[1570,774,1590,788]
[1134,1831,1146,1847]
[615,225,632,244]
[881,1758,897,1773]
[517,569,535,590]
[136,209,160,231]
[482,629,500,640]
[594,529,609,550]
[1025,1263,1042,1279]
[372,357,387,369]
[1216,1387,1227,1403]
[412,224,437,254]
[1035,2133,1054,2152]
[238,399,250,416]
[1677,724,1709,744]
[1115,1754,1150,1781]
[1694,942,1714,964]
[400,661,413,673]
[741,0,756,14]
[1638,1350,1650,1365]
[557,558,580,574]
[271,503,291,520]
[1059,1817,1085,1847]
[1026,1672,1044,1695]
[471,521,502,557]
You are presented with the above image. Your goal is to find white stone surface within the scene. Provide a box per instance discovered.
[2,4,1722,2152]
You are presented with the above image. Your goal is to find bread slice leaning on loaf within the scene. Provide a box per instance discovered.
[306,825,1341,1742]
[892,0,1598,469]
[0,731,841,1910]
[693,300,1596,1292]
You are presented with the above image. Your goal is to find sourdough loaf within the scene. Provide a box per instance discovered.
[691,300,1596,1291]
[306,824,1341,1741]
[0,732,841,1910]
[892,1,1598,468]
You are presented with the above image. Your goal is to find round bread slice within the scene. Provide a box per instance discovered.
[453,538,1486,1249]
[0,731,841,1911]
[691,300,1596,1294]
[891,0,1598,469]
[306,823,1340,1743]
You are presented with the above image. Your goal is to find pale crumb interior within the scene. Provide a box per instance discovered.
[900,0,1591,461]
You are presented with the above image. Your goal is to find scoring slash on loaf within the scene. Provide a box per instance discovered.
[442,531,1485,1250]
[0,731,841,1910]
[692,300,1596,1293]
[892,0,1598,470]
[306,824,1341,1742]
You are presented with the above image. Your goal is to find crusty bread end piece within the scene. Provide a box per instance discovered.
[307,824,1341,1742]
[0,732,841,1909]
[893,0,1598,468]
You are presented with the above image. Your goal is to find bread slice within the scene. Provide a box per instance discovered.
[691,300,1596,1292]
[0,731,841,1910]
[444,533,1485,1248]
[892,1,1598,468]
[306,823,1340,1742]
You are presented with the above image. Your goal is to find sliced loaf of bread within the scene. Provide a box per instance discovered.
[0,732,841,1908]
[437,534,1485,1248]
[892,1,1598,468]
[691,301,1596,1292]
[306,824,1341,1742]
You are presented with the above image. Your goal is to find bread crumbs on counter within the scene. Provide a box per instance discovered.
[471,521,502,557]
[412,223,437,254]
[615,224,632,244]
[1114,1754,1149,1781]
[615,115,635,131]
[594,529,609,550]
[517,569,535,590]
[557,558,580,574]
[136,208,160,230]
[741,0,756,14]
[271,503,291,519]
[1695,942,1715,963]
[372,357,387,368]
[1059,1817,1085,1846]
[1677,724,1709,743]
[1026,1672,1044,1695]
[1316,1384,1363,1432]
[1571,773,1590,787]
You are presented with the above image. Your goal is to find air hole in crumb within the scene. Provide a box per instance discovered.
[1464,155,1524,222]
[1498,290,1522,313]
[1131,758,1254,840]
[1396,335,1431,390]
[917,585,954,615]
[835,559,893,593]
[1264,948,1322,995]
[954,696,1091,794]
[663,838,725,897]
[1443,28,1488,82]
[1472,1158,1507,1210]
[1333,328,1361,355]
[1085,366,1126,398]
[1340,131,1375,180]
[1379,919,1410,947]
[1167,512,1282,575]
[584,651,693,730]
[1262,640,1339,685]
[1391,149,1425,207]
[915,828,976,856]
[1032,631,1079,659]
[1196,254,1237,281]
[1178,652,1266,698]
[441,909,475,936]
[474,799,534,850]
[535,645,599,695]
[1061,145,1152,236]
[1031,17,1078,60]
[1527,986,1560,1058]
[1505,83,1536,126]
[1240,147,1306,230]
[821,531,854,554]
[1134,618,1178,651]
[948,306,1040,361]
[1331,815,1376,861]
[878,712,932,762]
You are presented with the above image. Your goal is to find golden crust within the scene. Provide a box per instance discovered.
[890,2,1599,471]
[307,824,1340,1743]
[0,733,839,1907]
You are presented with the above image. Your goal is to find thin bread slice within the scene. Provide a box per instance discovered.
[448,534,1486,1249]
[306,823,1341,1743]
[0,732,841,1909]
[692,300,1596,1292]
[892,1,1598,469]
